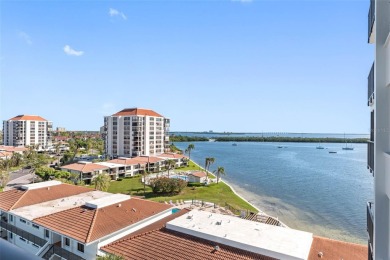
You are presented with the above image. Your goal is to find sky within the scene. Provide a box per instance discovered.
[0,0,373,133]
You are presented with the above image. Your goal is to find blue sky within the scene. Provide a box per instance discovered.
[0,0,373,133]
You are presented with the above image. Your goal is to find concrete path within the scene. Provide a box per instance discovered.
[4,172,34,191]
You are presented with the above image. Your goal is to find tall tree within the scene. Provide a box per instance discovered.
[165,159,176,178]
[186,143,195,161]
[204,157,215,181]
[214,166,225,184]
[23,147,48,183]
[93,173,111,191]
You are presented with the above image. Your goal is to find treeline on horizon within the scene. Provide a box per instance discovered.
[169,135,369,143]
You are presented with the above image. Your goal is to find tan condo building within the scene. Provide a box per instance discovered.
[2,115,52,148]
[104,108,170,158]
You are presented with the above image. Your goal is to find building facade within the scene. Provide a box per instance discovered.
[366,0,390,259]
[104,108,170,158]
[2,115,52,148]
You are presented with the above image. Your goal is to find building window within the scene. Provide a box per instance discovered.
[64,237,70,247]
[77,243,84,253]
[45,229,49,238]
[19,237,26,242]
[32,243,39,248]
[9,215,13,222]
[19,218,26,224]
[9,232,13,239]
[32,224,39,229]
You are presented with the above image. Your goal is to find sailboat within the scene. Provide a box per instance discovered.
[316,142,325,149]
[342,133,354,150]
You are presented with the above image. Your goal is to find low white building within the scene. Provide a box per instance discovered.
[0,181,172,260]
[188,171,207,183]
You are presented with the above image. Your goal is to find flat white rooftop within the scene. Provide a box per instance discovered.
[20,180,62,190]
[11,190,111,220]
[166,210,313,260]
[96,162,127,168]
[85,193,130,209]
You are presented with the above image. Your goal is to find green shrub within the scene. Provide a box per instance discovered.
[149,177,187,194]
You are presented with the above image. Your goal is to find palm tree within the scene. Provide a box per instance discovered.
[10,152,22,167]
[205,157,215,180]
[165,159,176,178]
[93,173,111,191]
[214,166,225,184]
[55,142,62,166]
[0,159,11,189]
[186,144,195,161]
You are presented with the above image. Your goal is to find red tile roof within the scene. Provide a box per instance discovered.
[133,156,164,163]
[0,151,13,158]
[102,228,276,260]
[112,108,163,117]
[158,153,188,159]
[8,115,48,121]
[34,198,172,243]
[190,171,207,178]
[61,163,109,173]
[308,236,367,260]
[0,146,28,152]
[108,158,147,166]
[0,189,26,211]
[0,184,91,211]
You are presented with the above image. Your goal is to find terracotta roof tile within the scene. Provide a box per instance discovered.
[34,198,171,243]
[0,184,91,211]
[8,115,48,121]
[0,189,26,211]
[133,156,164,163]
[112,108,163,117]
[102,228,276,260]
[107,158,147,166]
[61,163,109,173]
[308,236,367,260]
[190,171,207,178]
[158,153,188,159]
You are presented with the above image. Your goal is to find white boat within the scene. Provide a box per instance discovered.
[342,134,354,150]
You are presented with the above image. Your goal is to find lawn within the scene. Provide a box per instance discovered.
[107,175,257,212]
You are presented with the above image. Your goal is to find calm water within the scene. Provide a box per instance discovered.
[176,141,373,244]
[171,132,369,139]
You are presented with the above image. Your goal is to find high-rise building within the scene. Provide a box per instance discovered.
[2,115,52,148]
[366,0,390,259]
[104,108,170,158]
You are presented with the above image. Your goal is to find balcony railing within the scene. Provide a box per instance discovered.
[367,202,374,252]
[0,220,46,247]
[42,245,85,260]
[368,62,374,105]
[368,0,375,42]
[367,141,374,174]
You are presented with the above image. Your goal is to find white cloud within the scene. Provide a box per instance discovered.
[18,31,32,45]
[63,45,84,56]
[109,8,127,20]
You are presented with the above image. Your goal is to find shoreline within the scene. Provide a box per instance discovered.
[189,160,287,225]
[189,159,365,245]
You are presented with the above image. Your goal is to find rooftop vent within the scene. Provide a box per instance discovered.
[216,220,222,225]
[187,215,193,219]
[117,204,121,207]
[214,245,220,251]
[132,208,137,212]
[318,252,323,258]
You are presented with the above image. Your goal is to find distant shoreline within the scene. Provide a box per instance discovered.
[170,135,369,143]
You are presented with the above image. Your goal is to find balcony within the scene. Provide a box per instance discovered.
[42,245,85,260]
[0,219,46,247]
[367,141,374,174]
[368,0,375,43]
[367,202,374,255]
[368,62,374,106]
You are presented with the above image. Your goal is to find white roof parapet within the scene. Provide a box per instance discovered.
[96,162,127,168]
[166,210,313,260]
[20,180,62,190]
[85,194,131,209]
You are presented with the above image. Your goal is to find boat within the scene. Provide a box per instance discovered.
[342,134,354,150]
[232,143,237,146]
[316,142,325,149]
[329,151,337,154]
[277,146,283,148]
